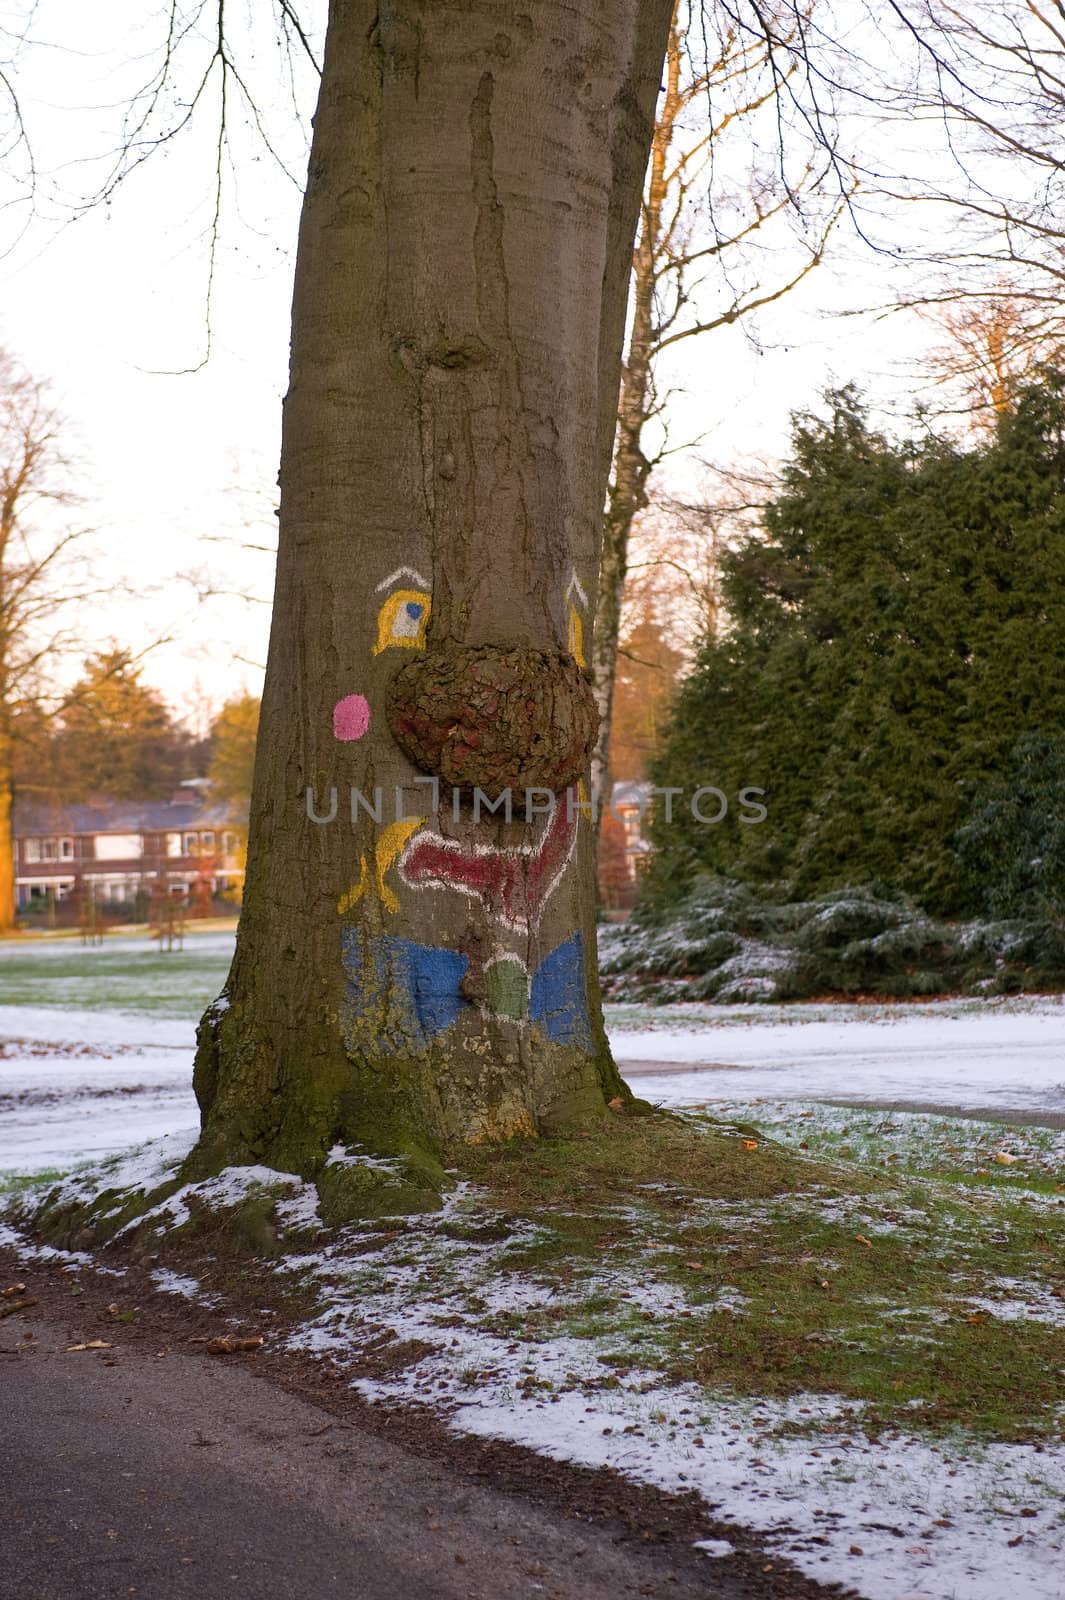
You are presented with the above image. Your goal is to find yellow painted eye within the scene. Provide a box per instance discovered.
[373,589,430,656]
[565,569,587,668]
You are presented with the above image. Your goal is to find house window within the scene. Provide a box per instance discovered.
[92,833,143,860]
[201,831,215,848]
[60,838,74,860]
[25,838,60,862]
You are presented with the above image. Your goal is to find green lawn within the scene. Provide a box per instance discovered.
[0,932,233,1018]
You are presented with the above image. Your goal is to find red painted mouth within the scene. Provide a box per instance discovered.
[399,791,579,931]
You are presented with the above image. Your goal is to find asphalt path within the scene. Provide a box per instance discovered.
[1,1313,736,1600]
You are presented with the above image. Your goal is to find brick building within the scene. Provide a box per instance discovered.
[13,782,243,912]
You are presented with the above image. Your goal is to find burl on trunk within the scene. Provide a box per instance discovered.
[191,0,674,1188]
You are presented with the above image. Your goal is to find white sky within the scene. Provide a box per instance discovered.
[0,1,984,720]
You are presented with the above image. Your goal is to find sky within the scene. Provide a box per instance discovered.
[0,1,992,721]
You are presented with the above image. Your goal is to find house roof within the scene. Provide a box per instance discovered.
[13,794,236,838]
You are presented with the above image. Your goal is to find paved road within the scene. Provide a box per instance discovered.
[0,1315,727,1600]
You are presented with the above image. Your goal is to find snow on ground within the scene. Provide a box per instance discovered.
[275,1186,1065,1600]
[3,935,1065,1172]
[5,944,1065,1599]
[613,996,1065,1118]
[0,1010,196,1172]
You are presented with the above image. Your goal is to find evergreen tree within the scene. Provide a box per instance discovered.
[650,375,1065,915]
[955,733,1065,919]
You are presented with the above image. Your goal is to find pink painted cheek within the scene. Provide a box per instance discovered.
[333,693,371,741]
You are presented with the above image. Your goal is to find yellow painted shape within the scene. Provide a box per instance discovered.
[374,816,424,913]
[337,854,369,915]
[336,817,426,916]
[567,603,585,667]
[372,589,431,656]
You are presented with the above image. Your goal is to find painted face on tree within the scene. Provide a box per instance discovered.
[331,564,596,1055]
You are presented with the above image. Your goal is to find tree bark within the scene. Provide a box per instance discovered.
[191,0,673,1183]
[0,725,14,932]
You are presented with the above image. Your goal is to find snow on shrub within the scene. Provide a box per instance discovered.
[600,877,1065,1003]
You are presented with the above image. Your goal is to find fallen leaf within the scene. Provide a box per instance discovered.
[967,1311,990,1324]
[1,1283,27,1297]
[995,1152,1017,1166]
[205,1335,264,1355]
[855,1235,873,1248]
[608,1097,625,1111]
[65,1340,112,1351]
[0,1297,38,1318]
[741,1139,758,1150]
[684,1261,704,1271]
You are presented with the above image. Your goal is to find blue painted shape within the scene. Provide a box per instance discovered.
[341,930,468,1052]
[529,933,592,1051]
[396,938,468,1038]
[405,601,425,620]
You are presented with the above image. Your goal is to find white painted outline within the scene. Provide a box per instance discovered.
[565,569,588,610]
[376,565,430,592]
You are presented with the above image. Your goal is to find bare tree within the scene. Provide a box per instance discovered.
[732,0,1065,379]
[917,289,1064,434]
[589,0,847,813]
[0,350,94,928]
[890,0,1065,330]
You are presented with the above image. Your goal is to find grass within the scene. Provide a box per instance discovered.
[0,936,232,1019]
[0,1167,67,1199]
[711,1098,1065,1190]
[6,1079,1065,1447]
[455,1110,1065,1441]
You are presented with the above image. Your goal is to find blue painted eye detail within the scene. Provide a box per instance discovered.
[372,588,430,654]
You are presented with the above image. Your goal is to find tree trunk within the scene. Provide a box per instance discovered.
[589,12,679,817]
[191,0,673,1184]
[0,726,14,933]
